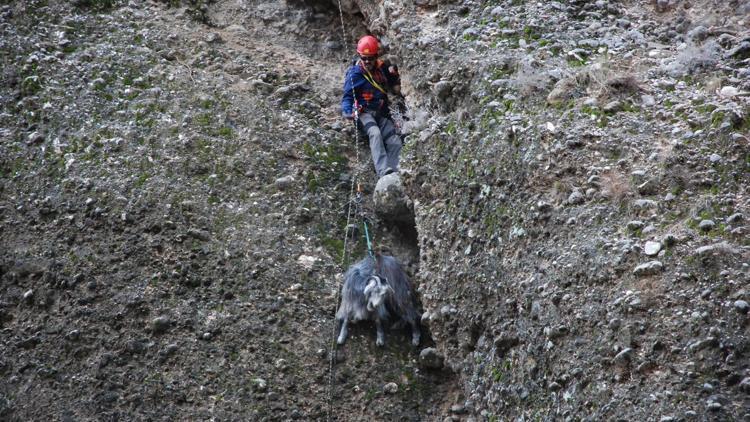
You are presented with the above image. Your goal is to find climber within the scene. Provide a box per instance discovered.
[341,35,404,179]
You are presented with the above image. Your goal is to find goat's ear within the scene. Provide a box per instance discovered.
[364,277,377,296]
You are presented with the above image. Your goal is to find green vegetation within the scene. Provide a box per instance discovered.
[320,231,345,259]
[491,32,519,49]
[627,226,643,238]
[363,387,378,402]
[491,366,503,382]
[135,102,165,128]
[463,33,479,42]
[483,204,509,237]
[216,126,234,139]
[21,75,43,96]
[737,107,750,131]
[581,104,609,127]
[522,25,542,41]
[621,102,640,113]
[579,100,640,128]
[487,24,544,49]
[300,141,346,196]
[445,121,457,136]
[684,207,729,238]
[207,194,220,205]
[479,99,514,130]
[195,113,212,127]
[548,98,575,111]
[433,134,450,158]
[0,156,26,180]
[489,64,514,80]
[135,171,149,188]
[567,57,587,67]
[710,110,725,128]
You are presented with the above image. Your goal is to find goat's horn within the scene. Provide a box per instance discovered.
[364,277,377,295]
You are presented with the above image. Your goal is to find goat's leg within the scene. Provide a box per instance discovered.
[409,318,421,346]
[337,318,348,345]
[375,318,385,347]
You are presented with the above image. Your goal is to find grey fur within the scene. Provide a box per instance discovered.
[336,254,421,347]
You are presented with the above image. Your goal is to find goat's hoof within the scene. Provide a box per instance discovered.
[412,337,420,347]
[337,337,345,345]
[376,339,384,347]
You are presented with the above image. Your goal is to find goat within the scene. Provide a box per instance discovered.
[336,254,421,347]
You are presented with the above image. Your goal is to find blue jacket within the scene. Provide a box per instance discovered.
[341,59,400,117]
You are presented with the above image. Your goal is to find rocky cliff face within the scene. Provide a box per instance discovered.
[1,0,748,421]
[358,0,750,420]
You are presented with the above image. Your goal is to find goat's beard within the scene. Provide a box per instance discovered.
[367,298,382,312]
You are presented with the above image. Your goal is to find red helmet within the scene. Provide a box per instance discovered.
[356,35,379,56]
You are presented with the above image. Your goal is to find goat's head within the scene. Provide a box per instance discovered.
[363,275,392,311]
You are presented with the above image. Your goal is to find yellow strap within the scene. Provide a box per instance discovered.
[360,62,387,94]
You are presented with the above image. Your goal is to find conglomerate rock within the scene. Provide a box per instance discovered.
[1,0,748,421]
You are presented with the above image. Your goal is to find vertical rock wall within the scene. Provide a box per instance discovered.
[347,0,750,419]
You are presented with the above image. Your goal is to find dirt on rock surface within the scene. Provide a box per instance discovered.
[373,0,750,420]
[2,0,749,421]
[0,0,453,421]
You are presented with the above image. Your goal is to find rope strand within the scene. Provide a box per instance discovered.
[327,2,365,421]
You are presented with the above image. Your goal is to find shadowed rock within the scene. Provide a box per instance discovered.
[419,347,444,369]
[374,173,414,223]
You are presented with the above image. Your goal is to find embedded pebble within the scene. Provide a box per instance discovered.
[252,378,267,392]
[383,382,398,394]
[727,213,743,224]
[614,348,633,366]
[644,241,662,256]
[698,220,715,231]
[23,289,34,302]
[627,220,644,231]
[568,190,585,205]
[151,316,171,334]
[275,175,295,190]
[706,400,722,411]
[633,261,663,276]
[734,300,749,314]
[451,404,466,414]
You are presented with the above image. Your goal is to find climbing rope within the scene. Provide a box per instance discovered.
[327,2,370,421]
[355,184,376,259]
